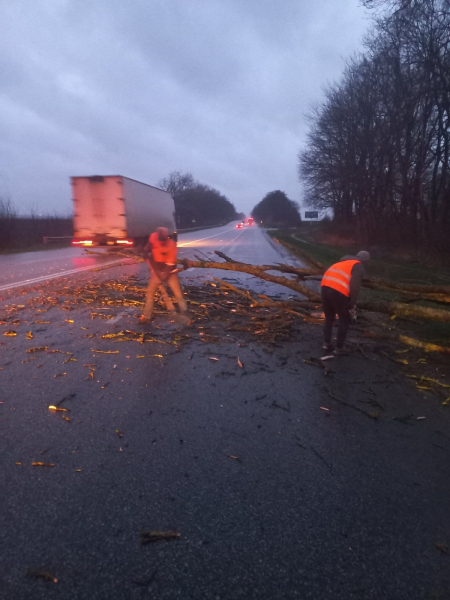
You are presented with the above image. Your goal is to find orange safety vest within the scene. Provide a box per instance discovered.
[321,260,360,297]
[149,232,177,264]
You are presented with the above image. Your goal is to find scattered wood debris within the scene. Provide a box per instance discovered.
[435,542,449,555]
[141,531,181,544]
[26,568,58,583]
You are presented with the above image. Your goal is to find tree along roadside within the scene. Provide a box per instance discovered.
[0,215,73,252]
[298,0,450,257]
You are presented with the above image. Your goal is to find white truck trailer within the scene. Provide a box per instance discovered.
[71,175,177,248]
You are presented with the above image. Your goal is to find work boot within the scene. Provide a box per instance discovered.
[322,343,334,353]
[333,347,347,356]
[176,313,192,326]
[138,315,152,325]
[320,343,335,361]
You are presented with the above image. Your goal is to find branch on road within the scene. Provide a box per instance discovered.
[358,300,450,323]
[214,250,319,277]
[180,257,322,302]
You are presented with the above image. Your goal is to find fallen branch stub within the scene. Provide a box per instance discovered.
[214,251,240,264]
[399,335,450,354]
[141,531,181,544]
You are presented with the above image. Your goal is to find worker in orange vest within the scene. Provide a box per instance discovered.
[321,251,370,354]
[139,227,189,324]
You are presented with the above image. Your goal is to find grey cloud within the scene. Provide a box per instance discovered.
[0,0,369,215]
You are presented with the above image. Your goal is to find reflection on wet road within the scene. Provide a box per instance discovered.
[0,248,134,292]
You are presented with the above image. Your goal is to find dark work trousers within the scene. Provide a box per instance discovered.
[321,285,351,349]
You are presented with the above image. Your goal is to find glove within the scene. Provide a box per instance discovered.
[350,307,357,324]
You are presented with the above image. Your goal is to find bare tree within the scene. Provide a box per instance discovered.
[0,195,16,218]
[158,171,196,198]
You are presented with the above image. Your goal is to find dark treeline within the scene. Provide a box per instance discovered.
[0,198,72,250]
[299,0,450,255]
[251,190,302,227]
[159,171,240,228]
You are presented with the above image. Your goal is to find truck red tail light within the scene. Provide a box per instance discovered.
[72,239,93,246]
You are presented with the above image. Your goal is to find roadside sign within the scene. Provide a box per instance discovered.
[305,211,319,219]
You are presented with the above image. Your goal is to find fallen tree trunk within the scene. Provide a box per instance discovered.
[362,329,450,353]
[180,258,322,302]
[398,335,450,353]
[213,251,318,277]
[358,300,450,323]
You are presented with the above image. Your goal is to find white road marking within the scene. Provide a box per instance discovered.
[179,228,245,272]
[177,226,235,247]
[0,258,136,293]
[218,229,245,251]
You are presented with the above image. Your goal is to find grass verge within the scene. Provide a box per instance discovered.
[269,229,450,286]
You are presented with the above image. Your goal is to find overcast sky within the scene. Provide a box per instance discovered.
[0,0,370,216]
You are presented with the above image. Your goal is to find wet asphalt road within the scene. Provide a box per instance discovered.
[1,225,450,600]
